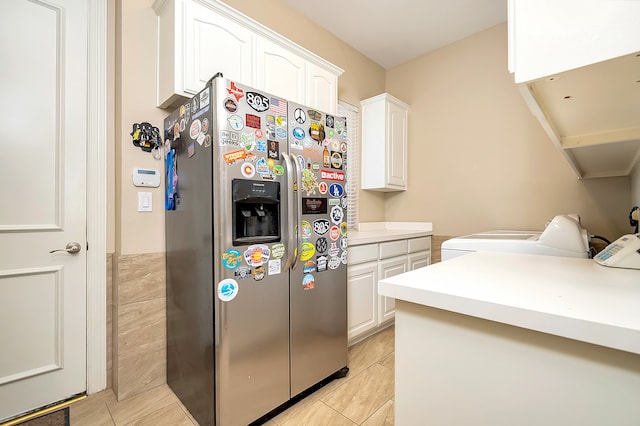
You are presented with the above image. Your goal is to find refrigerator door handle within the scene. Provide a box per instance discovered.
[281,152,296,271]
[291,153,302,271]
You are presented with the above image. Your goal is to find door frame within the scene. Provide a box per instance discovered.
[86,0,108,394]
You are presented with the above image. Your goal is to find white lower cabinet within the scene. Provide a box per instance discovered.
[346,262,378,342]
[348,236,431,345]
[378,256,408,325]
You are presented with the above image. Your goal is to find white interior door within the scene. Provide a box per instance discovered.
[0,0,87,421]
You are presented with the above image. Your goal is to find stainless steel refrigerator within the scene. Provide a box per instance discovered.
[164,74,349,426]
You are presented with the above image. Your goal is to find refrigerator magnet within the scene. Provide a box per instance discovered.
[217,279,239,302]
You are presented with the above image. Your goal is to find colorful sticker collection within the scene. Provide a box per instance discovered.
[169,81,349,300]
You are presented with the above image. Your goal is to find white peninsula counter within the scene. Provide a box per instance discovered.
[379,251,640,425]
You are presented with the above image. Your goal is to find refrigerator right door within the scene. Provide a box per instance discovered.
[288,104,349,396]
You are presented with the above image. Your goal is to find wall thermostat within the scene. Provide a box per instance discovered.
[133,168,160,187]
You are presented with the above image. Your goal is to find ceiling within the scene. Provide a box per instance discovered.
[285,0,508,69]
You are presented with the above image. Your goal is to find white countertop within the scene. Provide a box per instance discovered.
[349,222,433,246]
[379,251,640,355]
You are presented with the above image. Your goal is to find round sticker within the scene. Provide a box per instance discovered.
[241,162,255,178]
[316,237,328,253]
[300,241,316,261]
[201,118,209,133]
[318,182,328,194]
[218,278,239,302]
[294,108,306,124]
[224,98,237,113]
[190,119,202,139]
[222,249,243,269]
[329,225,340,241]
[228,115,244,130]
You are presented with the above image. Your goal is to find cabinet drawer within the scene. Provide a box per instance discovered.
[348,244,379,264]
[379,240,408,259]
[408,237,431,253]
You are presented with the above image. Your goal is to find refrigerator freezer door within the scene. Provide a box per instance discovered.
[287,104,348,396]
[212,77,293,425]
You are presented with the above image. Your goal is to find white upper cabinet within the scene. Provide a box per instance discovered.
[361,94,409,191]
[508,0,640,179]
[254,37,306,106]
[153,0,343,112]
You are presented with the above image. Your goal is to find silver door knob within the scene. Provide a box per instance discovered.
[49,242,82,254]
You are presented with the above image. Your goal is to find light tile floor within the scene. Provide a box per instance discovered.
[70,326,394,425]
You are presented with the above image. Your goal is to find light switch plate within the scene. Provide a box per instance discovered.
[138,192,152,212]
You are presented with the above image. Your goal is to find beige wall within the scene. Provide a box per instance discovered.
[385,23,631,239]
[632,163,640,209]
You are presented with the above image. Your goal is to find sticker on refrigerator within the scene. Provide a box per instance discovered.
[227,81,244,101]
[330,206,344,224]
[340,222,348,236]
[270,97,287,115]
[242,133,256,151]
[222,249,243,269]
[341,250,348,265]
[224,98,237,113]
[329,184,344,198]
[301,170,319,196]
[241,162,255,178]
[302,198,327,214]
[329,242,339,257]
[300,242,316,261]
[318,181,328,194]
[256,158,269,174]
[217,278,239,302]
[271,243,286,259]
[268,141,280,160]
[302,274,315,290]
[321,170,345,182]
[201,118,209,134]
[200,89,210,109]
[331,152,343,170]
[273,164,284,176]
[246,91,269,112]
[187,142,196,158]
[268,259,281,275]
[256,140,267,152]
[309,122,325,142]
[308,109,322,121]
[293,127,305,140]
[329,225,340,241]
[234,266,251,280]
[228,115,244,131]
[328,256,341,270]
[325,115,334,128]
[244,244,271,267]
[252,266,265,281]
[190,119,202,139]
[316,255,328,272]
[313,219,330,235]
[294,108,306,124]
[340,236,348,250]
[301,220,312,239]
[316,237,328,254]
[303,260,316,274]
[246,114,261,129]
[191,97,199,114]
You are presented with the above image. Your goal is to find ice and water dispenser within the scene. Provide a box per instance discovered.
[232,179,280,245]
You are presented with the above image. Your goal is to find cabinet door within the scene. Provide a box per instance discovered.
[378,256,408,324]
[255,38,306,104]
[306,63,338,114]
[409,251,431,270]
[386,100,408,188]
[347,262,378,344]
[184,1,253,95]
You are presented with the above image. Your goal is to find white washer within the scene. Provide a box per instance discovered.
[441,215,590,261]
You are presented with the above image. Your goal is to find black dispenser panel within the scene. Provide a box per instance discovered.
[232,179,281,245]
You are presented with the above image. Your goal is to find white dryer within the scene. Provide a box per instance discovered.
[441,215,590,261]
